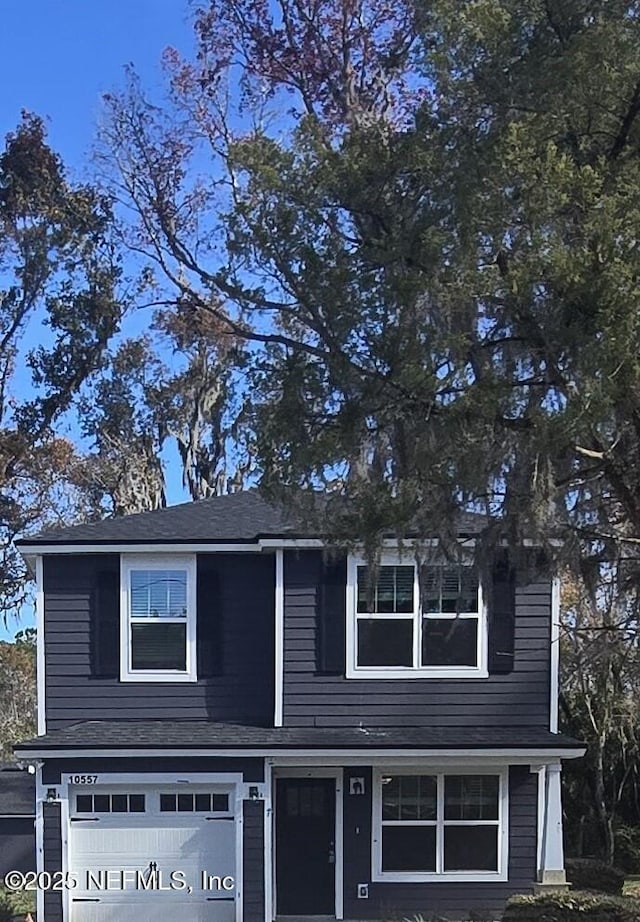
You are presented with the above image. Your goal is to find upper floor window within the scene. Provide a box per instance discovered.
[120,555,197,682]
[346,556,487,679]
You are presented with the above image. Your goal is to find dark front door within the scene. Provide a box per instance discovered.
[276,778,336,915]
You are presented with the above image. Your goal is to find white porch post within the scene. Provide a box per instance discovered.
[535,762,569,891]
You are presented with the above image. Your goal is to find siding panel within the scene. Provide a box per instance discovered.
[43,802,63,922]
[283,551,551,728]
[243,800,265,922]
[44,554,275,729]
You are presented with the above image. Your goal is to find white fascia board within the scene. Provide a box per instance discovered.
[19,536,481,556]
[15,746,586,762]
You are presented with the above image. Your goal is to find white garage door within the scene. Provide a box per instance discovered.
[68,785,237,922]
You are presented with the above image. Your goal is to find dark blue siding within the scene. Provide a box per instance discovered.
[42,757,264,784]
[0,816,35,876]
[44,553,274,729]
[283,551,551,728]
[43,802,63,922]
[243,800,265,922]
[343,765,537,918]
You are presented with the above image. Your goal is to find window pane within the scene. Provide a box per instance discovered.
[76,795,93,813]
[160,794,176,812]
[129,794,145,813]
[195,793,211,812]
[357,566,414,614]
[382,825,436,871]
[445,776,499,820]
[94,795,110,812]
[422,618,478,666]
[130,570,187,618]
[358,619,413,666]
[131,623,186,671]
[382,775,437,821]
[212,794,229,812]
[178,794,194,812]
[421,567,478,614]
[111,794,128,813]
[444,825,498,871]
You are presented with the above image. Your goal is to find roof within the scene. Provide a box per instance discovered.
[17,490,488,547]
[0,764,34,815]
[14,720,584,754]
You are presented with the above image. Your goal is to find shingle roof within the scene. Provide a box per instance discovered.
[0,764,35,815]
[17,490,488,547]
[14,720,584,753]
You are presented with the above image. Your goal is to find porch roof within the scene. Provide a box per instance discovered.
[15,720,584,757]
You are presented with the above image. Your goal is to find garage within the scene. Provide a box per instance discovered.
[67,783,238,922]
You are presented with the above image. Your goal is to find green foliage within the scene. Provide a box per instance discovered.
[566,860,625,895]
[0,639,36,758]
[615,829,640,876]
[503,891,640,922]
[0,112,123,616]
[0,883,35,919]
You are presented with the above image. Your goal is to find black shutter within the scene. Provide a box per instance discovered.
[488,550,516,674]
[316,554,347,675]
[197,563,222,678]
[91,568,120,678]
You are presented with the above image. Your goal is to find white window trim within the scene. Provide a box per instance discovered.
[371,766,509,883]
[120,553,197,683]
[346,554,488,679]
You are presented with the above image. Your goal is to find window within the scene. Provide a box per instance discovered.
[159,792,229,813]
[347,556,486,678]
[120,555,197,682]
[373,770,506,881]
[75,793,146,814]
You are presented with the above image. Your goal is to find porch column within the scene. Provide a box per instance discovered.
[535,762,569,892]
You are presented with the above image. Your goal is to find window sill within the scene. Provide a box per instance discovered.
[372,870,507,883]
[346,667,489,680]
[120,671,198,683]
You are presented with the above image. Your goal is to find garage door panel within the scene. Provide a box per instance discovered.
[68,787,238,922]
[70,899,236,922]
[71,821,235,875]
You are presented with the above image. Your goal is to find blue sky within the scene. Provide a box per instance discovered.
[1,1,196,641]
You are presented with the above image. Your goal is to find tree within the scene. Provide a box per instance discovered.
[97,0,640,559]
[0,631,36,759]
[0,113,123,614]
[77,309,250,515]
[560,568,640,864]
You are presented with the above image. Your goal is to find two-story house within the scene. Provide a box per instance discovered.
[15,490,584,922]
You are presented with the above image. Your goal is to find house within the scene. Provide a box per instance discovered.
[0,763,36,878]
[14,490,584,922]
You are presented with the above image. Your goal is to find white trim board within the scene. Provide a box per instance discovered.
[17,746,586,761]
[274,549,284,727]
[550,576,561,733]
[36,555,46,735]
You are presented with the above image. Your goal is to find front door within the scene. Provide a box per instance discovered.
[276,778,336,915]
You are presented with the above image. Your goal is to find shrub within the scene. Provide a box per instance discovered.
[503,891,640,922]
[566,859,625,895]
[0,890,13,922]
[0,883,36,920]
[616,826,640,874]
